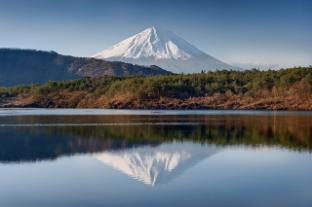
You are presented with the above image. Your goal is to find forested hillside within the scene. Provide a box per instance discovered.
[0,49,171,86]
[0,67,311,110]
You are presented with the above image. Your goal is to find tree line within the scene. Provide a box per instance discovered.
[1,67,311,100]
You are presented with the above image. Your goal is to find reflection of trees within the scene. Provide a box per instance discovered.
[0,127,160,163]
[0,114,311,163]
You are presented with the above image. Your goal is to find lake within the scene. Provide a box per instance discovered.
[0,109,311,207]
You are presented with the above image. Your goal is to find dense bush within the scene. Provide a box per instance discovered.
[0,67,311,100]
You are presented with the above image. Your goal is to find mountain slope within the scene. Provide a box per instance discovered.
[93,26,235,73]
[0,48,171,86]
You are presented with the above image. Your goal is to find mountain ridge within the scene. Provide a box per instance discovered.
[0,48,171,86]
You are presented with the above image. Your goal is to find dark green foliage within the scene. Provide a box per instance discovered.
[1,67,310,99]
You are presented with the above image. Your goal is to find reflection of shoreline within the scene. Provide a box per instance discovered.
[0,126,161,163]
[96,142,219,186]
[0,113,310,164]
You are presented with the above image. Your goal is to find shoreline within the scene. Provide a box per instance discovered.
[1,108,312,117]
[1,93,311,111]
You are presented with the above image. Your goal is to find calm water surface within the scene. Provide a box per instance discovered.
[0,109,311,207]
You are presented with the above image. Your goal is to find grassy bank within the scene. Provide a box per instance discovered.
[0,67,311,110]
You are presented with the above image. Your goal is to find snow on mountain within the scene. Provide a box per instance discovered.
[93,26,235,73]
[95,142,219,186]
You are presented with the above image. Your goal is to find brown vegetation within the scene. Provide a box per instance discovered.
[1,67,311,110]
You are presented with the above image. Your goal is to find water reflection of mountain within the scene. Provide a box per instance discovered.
[0,114,311,163]
[96,142,218,186]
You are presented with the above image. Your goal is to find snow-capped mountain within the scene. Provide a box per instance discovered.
[95,142,219,186]
[93,26,235,73]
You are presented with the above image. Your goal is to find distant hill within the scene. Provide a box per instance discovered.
[0,48,171,86]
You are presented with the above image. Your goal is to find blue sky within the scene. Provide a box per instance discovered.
[0,0,311,68]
